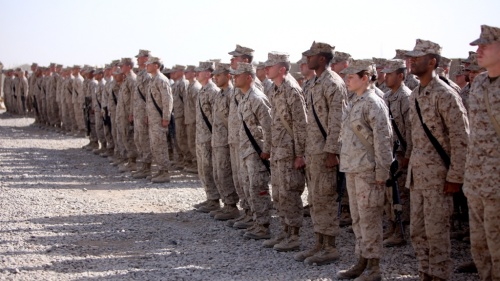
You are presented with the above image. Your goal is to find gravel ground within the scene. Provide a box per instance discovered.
[0,110,479,281]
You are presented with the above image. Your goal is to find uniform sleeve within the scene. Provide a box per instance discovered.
[324,80,348,154]
[161,80,173,122]
[289,87,307,157]
[401,95,413,159]
[254,96,272,154]
[368,99,393,182]
[439,91,469,183]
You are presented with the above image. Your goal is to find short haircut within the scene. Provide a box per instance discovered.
[278,62,291,72]
[319,52,334,65]
[427,54,441,69]
[396,67,407,80]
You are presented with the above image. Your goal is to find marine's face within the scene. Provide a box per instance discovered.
[265,64,280,80]
[346,73,365,93]
[307,55,320,71]
[230,56,244,70]
[409,55,430,76]
[476,41,500,69]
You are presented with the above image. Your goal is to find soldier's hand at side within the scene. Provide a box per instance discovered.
[128,114,133,123]
[294,156,305,170]
[161,119,169,128]
[444,181,461,194]
[260,152,270,160]
[325,153,339,168]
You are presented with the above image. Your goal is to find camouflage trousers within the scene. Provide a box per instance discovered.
[467,195,500,281]
[347,172,385,259]
[74,102,85,131]
[134,113,151,164]
[271,156,305,227]
[94,110,106,145]
[196,141,219,201]
[88,112,97,142]
[49,99,60,126]
[40,96,48,124]
[384,152,410,223]
[410,188,453,280]
[186,123,196,166]
[305,153,340,236]
[212,145,239,205]
[174,116,189,164]
[66,99,77,132]
[147,118,170,171]
[230,143,248,210]
[240,152,271,225]
[117,113,137,159]
[110,107,125,159]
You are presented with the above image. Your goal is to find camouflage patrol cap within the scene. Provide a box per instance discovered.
[145,56,163,65]
[455,65,467,76]
[119,57,134,66]
[173,64,186,71]
[86,66,96,73]
[470,24,500,46]
[229,62,255,75]
[440,57,452,67]
[228,45,254,57]
[462,51,477,64]
[56,64,63,68]
[393,49,409,60]
[110,60,121,67]
[264,51,290,67]
[465,57,485,72]
[381,59,406,73]
[72,65,81,69]
[372,58,388,69]
[162,68,172,74]
[31,63,38,67]
[291,72,304,81]
[185,65,196,72]
[405,39,442,57]
[94,68,104,75]
[195,61,215,72]
[331,52,352,64]
[113,68,124,75]
[436,67,446,77]
[256,62,266,70]
[135,49,151,58]
[104,64,112,70]
[49,63,56,67]
[212,63,231,75]
[340,59,375,75]
[302,41,335,57]
[297,56,307,65]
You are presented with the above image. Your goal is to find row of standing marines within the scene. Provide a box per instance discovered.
[1,24,499,281]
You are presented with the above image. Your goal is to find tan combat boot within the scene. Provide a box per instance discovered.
[383,224,406,247]
[336,256,368,279]
[304,234,339,265]
[214,204,240,221]
[353,258,381,281]
[294,233,323,262]
[244,224,271,240]
[233,211,254,229]
[196,200,220,213]
[262,224,288,248]
[226,208,249,227]
[274,226,301,252]
[151,170,171,183]
[132,163,151,179]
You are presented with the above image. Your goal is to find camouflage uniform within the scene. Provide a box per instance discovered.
[117,66,138,160]
[196,76,219,201]
[109,76,125,160]
[407,76,469,279]
[172,70,190,166]
[72,71,85,133]
[101,71,114,154]
[269,72,307,228]
[16,75,29,114]
[134,67,152,167]
[212,81,239,206]
[63,73,75,132]
[464,25,500,281]
[304,66,347,236]
[93,73,107,148]
[459,83,471,113]
[146,63,173,172]
[85,74,98,144]
[184,68,200,170]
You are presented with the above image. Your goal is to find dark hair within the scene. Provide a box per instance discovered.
[427,54,441,69]
[241,55,253,63]
[319,52,334,65]
[278,62,291,72]
[396,67,407,80]
[356,70,377,82]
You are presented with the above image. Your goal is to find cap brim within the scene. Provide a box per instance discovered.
[228,51,243,56]
[340,67,360,75]
[469,38,490,46]
[302,49,318,56]
[381,68,397,73]
[264,61,276,67]
[405,50,427,57]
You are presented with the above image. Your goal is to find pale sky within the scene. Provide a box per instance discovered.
[1,0,499,69]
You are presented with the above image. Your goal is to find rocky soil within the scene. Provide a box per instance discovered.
[0,110,478,281]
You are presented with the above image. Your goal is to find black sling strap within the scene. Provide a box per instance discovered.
[241,115,270,174]
[414,97,450,169]
[198,97,212,133]
[137,86,146,103]
[310,93,327,140]
[112,90,117,105]
[150,91,163,117]
[388,101,408,152]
